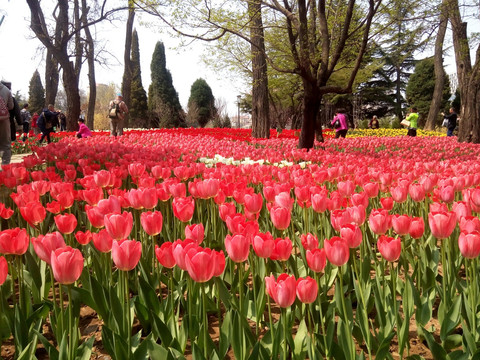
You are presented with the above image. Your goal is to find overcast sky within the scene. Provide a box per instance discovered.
[0,1,246,116]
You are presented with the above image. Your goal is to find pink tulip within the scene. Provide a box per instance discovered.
[368,208,392,235]
[32,232,66,264]
[306,248,327,272]
[0,256,7,285]
[51,247,84,285]
[185,247,217,282]
[265,273,297,308]
[408,183,425,202]
[409,217,425,239]
[270,237,293,261]
[54,213,78,234]
[75,230,93,246]
[452,201,471,222]
[377,235,401,262]
[324,236,349,266]
[363,182,379,198]
[172,239,198,270]
[458,231,480,259]
[104,211,133,241]
[311,192,328,213]
[269,205,291,231]
[391,214,412,236]
[380,197,394,211]
[172,196,195,223]
[337,180,355,197]
[330,209,352,231]
[296,276,318,303]
[274,192,294,211]
[20,201,46,226]
[243,192,263,214]
[340,224,362,248]
[428,211,457,239]
[459,216,480,234]
[155,242,176,268]
[112,239,142,271]
[185,223,205,245]
[224,234,250,263]
[0,228,29,255]
[253,232,275,258]
[92,229,114,253]
[218,202,237,222]
[391,185,408,203]
[300,233,319,251]
[140,211,163,236]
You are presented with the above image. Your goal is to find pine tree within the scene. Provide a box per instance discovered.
[148,42,185,128]
[187,78,216,128]
[406,57,451,126]
[129,29,149,128]
[28,70,45,114]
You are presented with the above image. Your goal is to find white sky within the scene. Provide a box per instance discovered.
[0,1,246,116]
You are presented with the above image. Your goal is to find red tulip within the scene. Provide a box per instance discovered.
[243,192,263,214]
[75,230,93,245]
[430,202,448,213]
[196,179,220,199]
[274,192,294,211]
[330,209,352,232]
[269,205,291,231]
[94,170,113,188]
[253,232,275,258]
[379,197,394,211]
[128,162,146,179]
[438,185,455,203]
[300,233,319,251]
[20,201,46,226]
[51,246,84,284]
[79,188,104,206]
[270,237,292,261]
[408,217,425,239]
[172,239,198,270]
[311,191,328,213]
[368,208,391,235]
[363,182,379,198]
[337,180,355,197]
[351,192,369,208]
[56,191,75,210]
[219,202,237,222]
[377,235,401,262]
[459,216,480,234]
[428,211,457,239]
[104,211,133,241]
[391,185,408,203]
[128,188,158,210]
[0,203,14,219]
[224,234,250,263]
[54,213,78,234]
[213,250,226,277]
[185,247,217,282]
[0,256,7,285]
[169,182,187,198]
[0,228,29,255]
[458,231,480,259]
[185,223,205,245]
[391,214,412,236]
[92,229,114,253]
[172,196,195,223]
[452,201,471,222]
[340,224,362,248]
[408,183,425,202]
[294,185,311,207]
[32,232,66,264]
[324,236,349,266]
[296,276,318,303]
[306,248,327,272]
[140,211,163,236]
[348,205,366,226]
[155,242,176,268]
[265,273,297,308]
[112,239,142,271]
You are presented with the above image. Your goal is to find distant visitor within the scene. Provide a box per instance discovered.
[108,93,128,137]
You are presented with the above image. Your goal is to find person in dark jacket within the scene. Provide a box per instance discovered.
[442,107,457,137]
[37,104,59,144]
[1,82,22,141]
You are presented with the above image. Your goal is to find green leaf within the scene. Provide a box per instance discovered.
[219,310,232,359]
[138,276,161,315]
[192,342,206,360]
[418,326,447,360]
[293,319,308,359]
[375,332,395,360]
[440,295,462,341]
[58,331,68,360]
[34,329,59,360]
[75,336,95,360]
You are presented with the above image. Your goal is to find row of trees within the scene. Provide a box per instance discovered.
[22,0,479,147]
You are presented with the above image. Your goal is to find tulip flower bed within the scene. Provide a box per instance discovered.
[0,129,479,359]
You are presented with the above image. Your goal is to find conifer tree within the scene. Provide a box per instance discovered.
[187,78,216,128]
[130,29,148,128]
[148,41,184,128]
[28,70,45,114]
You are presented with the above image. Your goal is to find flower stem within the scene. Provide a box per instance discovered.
[315,272,329,359]
[202,284,208,359]
[67,285,75,360]
[339,267,354,359]
[283,307,288,360]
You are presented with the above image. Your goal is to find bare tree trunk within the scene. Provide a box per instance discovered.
[299,81,321,148]
[82,0,96,130]
[425,1,448,130]
[249,0,270,138]
[121,2,135,129]
[45,49,59,107]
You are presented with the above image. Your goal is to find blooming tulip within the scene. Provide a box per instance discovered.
[32,232,66,264]
[20,201,46,226]
[391,185,408,203]
[459,216,480,234]
[300,233,319,251]
[92,229,114,253]
[296,276,318,304]
[112,239,142,271]
[380,197,394,211]
[306,248,327,272]
[324,236,349,266]
[172,196,195,223]
[391,214,412,236]
[185,223,205,245]
[51,247,84,285]
[224,234,250,263]
[458,231,480,259]
[140,211,163,236]
[0,203,14,219]
[104,211,133,241]
[408,183,425,202]
[54,213,78,234]
[0,228,29,255]
[274,192,294,211]
[172,239,198,271]
[265,273,297,308]
[368,208,391,235]
[270,237,293,261]
[452,201,471,222]
[0,256,7,285]
[213,250,226,277]
[377,235,401,262]
[340,224,362,248]
[428,211,457,239]
[269,205,291,231]
[409,217,425,239]
[185,247,217,282]
[243,192,263,214]
[253,232,275,258]
[75,230,93,245]
[155,242,176,268]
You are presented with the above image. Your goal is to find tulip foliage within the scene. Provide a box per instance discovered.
[1,129,480,359]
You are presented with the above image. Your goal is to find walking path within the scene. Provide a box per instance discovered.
[10,153,31,164]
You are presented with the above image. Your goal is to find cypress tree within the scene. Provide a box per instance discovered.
[148,41,184,128]
[130,29,148,128]
[187,78,216,128]
[28,70,45,114]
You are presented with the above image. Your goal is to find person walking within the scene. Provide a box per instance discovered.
[108,93,128,136]
[20,103,31,142]
[331,108,349,138]
[37,104,59,144]
[0,81,14,165]
[442,107,457,137]
[403,107,419,137]
[1,81,22,142]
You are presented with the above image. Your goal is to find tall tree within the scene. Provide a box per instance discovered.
[26,0,124,130]
[148,41,184,128]
[248,0,270,138]
[449,0,480,142]
[121,1,135,129]
[82,0,96,130]
[188,78,216,128]
[129,29,148,128]
[28,70,45,114]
